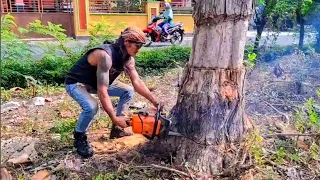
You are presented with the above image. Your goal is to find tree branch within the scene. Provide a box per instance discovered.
[263,133,320,138]
[150,164,191,177]
[264,101,290,122]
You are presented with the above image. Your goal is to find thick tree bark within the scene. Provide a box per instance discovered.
[167,0,255,176]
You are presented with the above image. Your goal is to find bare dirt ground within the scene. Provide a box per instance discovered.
[1,51,320,180]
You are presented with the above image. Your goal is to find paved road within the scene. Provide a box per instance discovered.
[146,31,316,47]
[5,31,315,60]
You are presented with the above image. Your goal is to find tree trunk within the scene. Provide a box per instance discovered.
[253,4,268,54]
[167,0,255,176]
[316,30,320,53]
[299,20,305,49]
[253,20,266,54]
[297,0,304,49]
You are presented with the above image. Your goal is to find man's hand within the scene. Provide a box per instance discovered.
[152,101,160,108]
[112,116,131,128]
[151,101,166,112]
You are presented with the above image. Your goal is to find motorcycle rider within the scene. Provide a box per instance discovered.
[158,0,174,39]
[64,26,161,158]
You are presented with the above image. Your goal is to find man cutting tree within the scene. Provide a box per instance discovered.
[64,26,161,158]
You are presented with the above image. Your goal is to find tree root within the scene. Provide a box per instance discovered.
[218,144,255,178]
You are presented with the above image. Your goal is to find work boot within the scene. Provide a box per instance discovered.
[109,124,133,139]
[73,131,94,158]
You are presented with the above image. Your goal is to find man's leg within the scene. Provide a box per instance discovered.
[158,22,165,29]
[163,23,171,39]
[66,83,98,158]
[108,81,134,116]
[107,81,134,139]
[158,21,167,35]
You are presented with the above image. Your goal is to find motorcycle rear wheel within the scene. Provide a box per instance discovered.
[170,30,183,45]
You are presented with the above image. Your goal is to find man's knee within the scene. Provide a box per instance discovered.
[124,87,134,100]
[84,101,99,116]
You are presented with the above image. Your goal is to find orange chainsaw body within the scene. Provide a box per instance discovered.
[129,105,172,139]
[130,113,162,137]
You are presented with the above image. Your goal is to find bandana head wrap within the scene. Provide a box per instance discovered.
[120,26,146,44]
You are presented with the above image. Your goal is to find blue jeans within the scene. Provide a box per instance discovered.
[158,21,171,35]
[65,81,134,133]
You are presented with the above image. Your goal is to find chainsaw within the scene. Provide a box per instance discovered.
[127,105,181,140]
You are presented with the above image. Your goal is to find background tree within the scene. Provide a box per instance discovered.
[296,0,315,49]
[165,0,255,176]
[308,2,320,52]
[252,0,296,54]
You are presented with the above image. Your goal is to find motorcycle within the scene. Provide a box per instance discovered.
[142,16,185,47]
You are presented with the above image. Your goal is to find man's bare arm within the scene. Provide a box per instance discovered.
[125,57,159,107]
[96,51,117,120]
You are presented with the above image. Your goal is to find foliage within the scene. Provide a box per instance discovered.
[1,14,31,61]
[92,173,121,180]
[252,0,319,54]
[84,17,127,53]
[252,0,297,56]
[1,13,19,39]
[269,0,297,28]
[301,0,315,16]
[114,0,144,12]
[1,36,191,89]
[1,56,74,89]
[250,89,320,177]
[50,118,77,142]
[0,14,192,89]
[257,0,314,29]
[1,85,64,103]
[271,91,320,166]
[21,20,75,58]
[244,44,258,68]
[253,0,297,32]
[135,46,191,74]
[258,43,319,62]
[307,3,320,52]
[92,116,112,130]
[247,130,265,164]
[294,94,320,133]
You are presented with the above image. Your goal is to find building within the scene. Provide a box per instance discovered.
[1,0,195,38]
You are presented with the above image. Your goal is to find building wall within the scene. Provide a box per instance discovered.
[2,0,195,38]
[73,1,194,38]
[1,13,75,38]
[74,13,194,37]
[174,14,194,33]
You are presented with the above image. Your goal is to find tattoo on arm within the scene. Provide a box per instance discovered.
[97,52,112,88]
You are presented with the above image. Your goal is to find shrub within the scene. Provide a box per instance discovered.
[1,14,192,89]
[1,46,191,89]
[136,46,190,68]
[1,14,31,61]
[135,46,191,75]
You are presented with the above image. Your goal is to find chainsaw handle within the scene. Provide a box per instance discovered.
[157,103,165,113]
[126,119,132,126]
[157,103,162,112]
